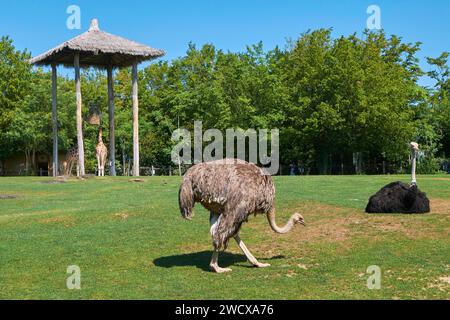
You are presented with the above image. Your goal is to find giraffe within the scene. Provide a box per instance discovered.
[64,145,80,177]
[96,123,108,177]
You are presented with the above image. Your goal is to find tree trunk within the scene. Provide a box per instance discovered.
[121,141,126,176]
[107,66,116,176]
[74,53,85,176]
[132,61,139,176]
[52,64,58,177]
[25,149,30,175]
[32,147,36,175]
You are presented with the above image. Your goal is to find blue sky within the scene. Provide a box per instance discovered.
[1,0,448,87]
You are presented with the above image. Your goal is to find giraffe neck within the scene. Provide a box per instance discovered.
[71,145,78,158]
[98,126,103,144]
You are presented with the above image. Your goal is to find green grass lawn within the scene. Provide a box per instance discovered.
[0,175,449,299]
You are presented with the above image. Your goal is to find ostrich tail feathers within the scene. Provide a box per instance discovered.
[179,178,194,220]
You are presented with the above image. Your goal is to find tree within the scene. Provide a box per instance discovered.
[0,36,32,163]
[427,52,450,158]
[283,29,424,173]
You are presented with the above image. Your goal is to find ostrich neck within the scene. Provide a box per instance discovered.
[267,210,296,234]
[411,152,417,185]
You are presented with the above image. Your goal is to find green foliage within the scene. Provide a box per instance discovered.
[283,30,425,172]
[427,52,450,158]
[0,36,32,160]
[0,31,449,174]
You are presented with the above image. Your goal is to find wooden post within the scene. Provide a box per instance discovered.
[74,53,85,176]
[51,64,58,177]
[132,61,139,177]
[107,66,116,176]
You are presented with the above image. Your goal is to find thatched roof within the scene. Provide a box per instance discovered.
[30,19,165,68]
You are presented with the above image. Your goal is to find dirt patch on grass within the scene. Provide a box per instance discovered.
[0,195,17,199]
[42,181,66,184]
[113,211,144,220]
[439,276,450,284]
[299,216,351,242]
[429,198,450,215]
[427,276,450,293]
[115,212,130,220]
[260,200,449,249]
[421,177,450,182]
[362,214,448,240]
[260,202,357,247]
[39,216,74,226]
[177,199,449,261]
[41,178,67,184]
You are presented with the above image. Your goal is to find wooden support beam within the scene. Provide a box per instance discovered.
[51,64,58,177]
[74,53,85,176]
[107,66,116,176]
[132,61,139,177]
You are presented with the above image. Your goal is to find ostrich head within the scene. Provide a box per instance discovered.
[410,142,419,153]
[293,212,306,226]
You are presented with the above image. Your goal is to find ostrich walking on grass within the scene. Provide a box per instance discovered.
[365,142,430,214]
[179,159,305,273]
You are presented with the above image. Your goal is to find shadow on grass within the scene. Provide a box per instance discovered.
[153,251,285,272]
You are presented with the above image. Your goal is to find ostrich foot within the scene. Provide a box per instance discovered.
[210,264,232,273]
[209,249,232,273]
[233,235,270,269]
[253,262,271,268]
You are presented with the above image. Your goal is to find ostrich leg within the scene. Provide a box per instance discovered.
[210,250,232,273]
[234,234,270,268]
[209,212,232,273]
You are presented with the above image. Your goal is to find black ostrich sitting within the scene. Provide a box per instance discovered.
[366,142,430,214]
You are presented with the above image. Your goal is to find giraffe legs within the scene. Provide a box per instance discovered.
[64,161,69,176]
[64,146,79,177]
[96,145,107,177]
[96,154,101,176]
[68,160,74,177]
[96,153,107,176]
[102,155,107,176]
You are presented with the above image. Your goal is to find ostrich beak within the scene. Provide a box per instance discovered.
[298,215,306,226]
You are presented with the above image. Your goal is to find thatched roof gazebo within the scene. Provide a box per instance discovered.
[30,18,165,176]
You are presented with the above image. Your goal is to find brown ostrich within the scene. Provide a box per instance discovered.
[179,159,305,273]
